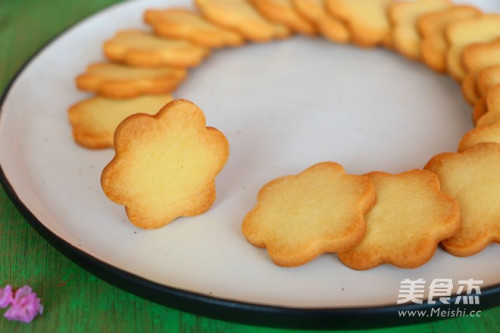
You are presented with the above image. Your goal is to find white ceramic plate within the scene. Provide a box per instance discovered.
[1,0,499,328]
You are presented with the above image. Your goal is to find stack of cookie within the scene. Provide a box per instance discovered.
[67,0,500,270]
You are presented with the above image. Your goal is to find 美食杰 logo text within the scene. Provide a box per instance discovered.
[396,278,483,318]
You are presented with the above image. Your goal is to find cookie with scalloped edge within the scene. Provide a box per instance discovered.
[462,38,500,73]
[144,8,244,48]
[103,29,210,68]
[338,170,460,270]
[465,71,500,123]
[461,39,500,105]
[424,143,500,256]
[476,84,500,127]
[445,14,500,82]
[418,5,481,73]
[249,0,316,36]
[68,94,173,149]
[324,0,393,48]
[462,72,481,106]
[101,99,229,229]
[389,0,452,60]
[458,119,500,152]
[241,162,376,267]
[472,96,488,124]
[476,65,500,98]
[292,0,350,43]
[194,0,291,42]
[76,62,186,99]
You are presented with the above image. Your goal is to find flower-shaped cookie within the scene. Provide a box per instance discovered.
[103,30,210,68]
[194,0,291,42]
[75,62,186,99]
[338,170,460,270]
[144,8,244,48]
[101,99,229,229]
[418,5,480,73]
[325,0,393,47]
[461,39,500,105]
[389,0,452,60]
[241,162,376,267]
[293,0,350,43]
[425,143,500,256]
[458,87,500,152]
[250,0,317,36]
[446,14,500,81]
[68,94,173,149]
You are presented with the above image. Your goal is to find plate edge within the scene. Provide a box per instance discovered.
[0,0,498,329]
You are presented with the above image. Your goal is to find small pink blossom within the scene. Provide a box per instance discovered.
[0,285,13,308]
[3,286,43,323]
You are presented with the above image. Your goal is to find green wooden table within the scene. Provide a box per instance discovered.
[0,0,498,332]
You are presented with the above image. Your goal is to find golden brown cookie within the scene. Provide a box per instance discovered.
[462,72,481,106]
[464,70,500,123]
[389,0,452,61]
[445,14,500,82]
[68,94,173,149]
[241,162,376,267]
[476,65,500,98]
[476,84,500,127]
[424,143,500,256]
[101,99,229,229]
[462,38,500,74]
[325,0,393,48]
[472,96,488,124]
[75,62,186,99]
[144,8,245,48]
[458,119,500,152]
[292,0,350,43]
[418,5,481,73]
[338,170,460,270]
[461,39,500,104]
[249,0,316,35]
[194,0,291,42]
[103,29,210,68]
[466,72,500,124]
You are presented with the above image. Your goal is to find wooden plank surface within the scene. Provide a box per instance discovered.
[0,0,498,332]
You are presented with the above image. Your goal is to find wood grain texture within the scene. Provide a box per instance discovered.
[0,0,498,332]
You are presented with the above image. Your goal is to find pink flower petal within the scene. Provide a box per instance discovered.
[13,286,33,301]
[0,285,13,308]
[3,286,43,323]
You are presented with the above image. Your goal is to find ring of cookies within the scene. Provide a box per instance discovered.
[68,0,500,270]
